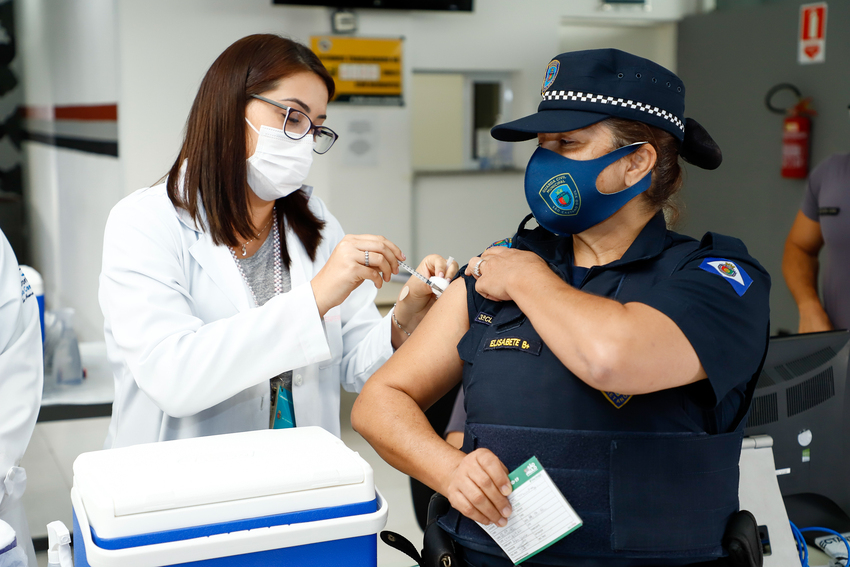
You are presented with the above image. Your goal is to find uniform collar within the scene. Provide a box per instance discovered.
[515,211,669,273]
[600,211,669,269]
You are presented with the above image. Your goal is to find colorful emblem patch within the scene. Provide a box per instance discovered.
[540,173,581,216]
[474,311,495,326]
[541,59,560,95]
[487,237,513,249]
[698,257,753,297]
[602,391,632,409]
[484,336,542,355]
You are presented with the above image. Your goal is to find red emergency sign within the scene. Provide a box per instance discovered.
[799,3,827,64]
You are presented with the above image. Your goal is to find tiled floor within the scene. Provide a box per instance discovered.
[22,391,422,567]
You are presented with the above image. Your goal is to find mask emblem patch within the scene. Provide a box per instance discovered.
[540,173,581,216]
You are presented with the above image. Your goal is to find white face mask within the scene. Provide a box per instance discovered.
[245,118,314,202]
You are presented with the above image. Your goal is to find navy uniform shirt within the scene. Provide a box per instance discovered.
[458,212,771,437]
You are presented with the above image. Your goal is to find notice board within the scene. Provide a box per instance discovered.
[311,36,403,105]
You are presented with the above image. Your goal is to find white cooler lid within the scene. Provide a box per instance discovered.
[73,427,375,538]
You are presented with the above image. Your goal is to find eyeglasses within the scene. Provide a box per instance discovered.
[250,94,338,154]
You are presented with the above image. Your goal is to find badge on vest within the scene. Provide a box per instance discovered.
[484,336,542,355]
[819,207,840,216]
[474,311,495,325]
[602,391,632,409]
[698,257,753,297]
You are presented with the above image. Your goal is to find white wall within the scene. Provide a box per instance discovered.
[117,0,698,258]
[17,0,121,341]
[18,0,702,341]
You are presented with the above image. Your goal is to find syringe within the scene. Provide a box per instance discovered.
[397,260,446,296]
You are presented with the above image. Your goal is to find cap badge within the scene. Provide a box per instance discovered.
[541,59,560,95]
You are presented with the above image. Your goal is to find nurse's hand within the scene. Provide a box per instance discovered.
[442,448,512,527]
[391,255,458,346]
[465,246,547,302]
[312,234,403,317]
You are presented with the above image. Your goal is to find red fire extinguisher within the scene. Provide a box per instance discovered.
[766,84,816,179]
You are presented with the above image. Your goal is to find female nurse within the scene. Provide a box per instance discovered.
[353,49,771,566]
[99,34,451,449]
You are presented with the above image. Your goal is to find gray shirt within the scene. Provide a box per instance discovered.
[801,152,850,331]
[234,232,293,425]
[235,230,291,306]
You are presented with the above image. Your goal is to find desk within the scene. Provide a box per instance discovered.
[28,342,113,551]
[38,342,114,422]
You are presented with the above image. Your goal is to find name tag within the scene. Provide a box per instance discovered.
[484,336,542,355]
[474,311,495,325]
[819,207,840,216]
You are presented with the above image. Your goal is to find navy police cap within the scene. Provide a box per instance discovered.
[492,48,722,170]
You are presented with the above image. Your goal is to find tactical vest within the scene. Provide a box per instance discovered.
[438,215,761,565]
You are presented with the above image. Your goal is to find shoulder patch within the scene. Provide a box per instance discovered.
[486,237,512,250]
[602,391,632,409]
[698,257,753,297]
[20,267,33,304]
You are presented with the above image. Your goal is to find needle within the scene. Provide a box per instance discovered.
[397,260,445,295]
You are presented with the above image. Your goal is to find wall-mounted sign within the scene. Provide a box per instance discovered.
[311,36,403,105]
[798,2,827,65]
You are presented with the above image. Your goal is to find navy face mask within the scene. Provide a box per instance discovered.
[524,142,652,235]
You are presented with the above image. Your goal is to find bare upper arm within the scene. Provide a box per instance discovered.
[360,277,470,411]
[786,210,823,256]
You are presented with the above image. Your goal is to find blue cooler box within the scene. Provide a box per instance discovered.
[71,427,387,567]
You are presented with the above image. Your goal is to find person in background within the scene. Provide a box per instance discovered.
[0,228,43,567]
[353,49,770,566]
[99,34,449,448]
[783,151,850,333]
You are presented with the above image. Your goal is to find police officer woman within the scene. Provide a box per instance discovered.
[99,34,449,448]
[353,49,770,566]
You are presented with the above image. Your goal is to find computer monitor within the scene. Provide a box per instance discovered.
[744,330,850,531]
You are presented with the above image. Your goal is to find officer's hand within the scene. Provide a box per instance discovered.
[443,448,512,527]
[465,246,547,302]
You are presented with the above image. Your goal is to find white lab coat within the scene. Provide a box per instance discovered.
[0,229,43,567]
[99,184,394,449]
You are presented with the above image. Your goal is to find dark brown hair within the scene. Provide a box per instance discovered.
[603,117,684,226]
[166,34,335,267]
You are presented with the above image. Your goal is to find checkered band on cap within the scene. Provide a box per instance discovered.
[542,89,685,133]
